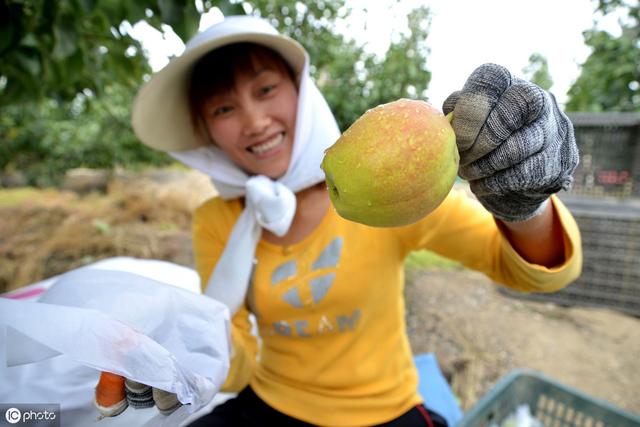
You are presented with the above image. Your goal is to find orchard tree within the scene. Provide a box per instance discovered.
[1,0,435,185]
[0,84,174,186]
[522,53,553,91]
[1,0,434,123]
[356,7,432,120]
[0,0,221,105]
[0,0,222,184]
[565,0,640,112]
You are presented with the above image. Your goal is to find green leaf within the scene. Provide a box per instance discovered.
[77,0,97,14]
[0,1,23,56]
[20,33,39,48]
[0,21,15,55]
[179,2,202,41]
[15,50,41,76]
[154,0,202,42]
[123,2,149,23]
[52,14,78,59]
[157,0,181,25]
[217,0,246,17]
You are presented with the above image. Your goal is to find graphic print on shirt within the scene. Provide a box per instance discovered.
[268,237,361,338]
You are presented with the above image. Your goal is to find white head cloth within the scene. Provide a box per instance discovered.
[171,48,340,315]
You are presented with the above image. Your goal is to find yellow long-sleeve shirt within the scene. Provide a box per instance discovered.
[192,189,582,426]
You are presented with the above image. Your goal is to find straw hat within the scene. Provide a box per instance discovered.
[131,15,307,152]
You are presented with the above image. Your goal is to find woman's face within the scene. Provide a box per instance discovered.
[201,57,298,179]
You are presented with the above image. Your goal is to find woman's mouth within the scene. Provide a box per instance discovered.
[248,133,285,155]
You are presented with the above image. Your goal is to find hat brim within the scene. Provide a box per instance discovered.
[132,26,307,152]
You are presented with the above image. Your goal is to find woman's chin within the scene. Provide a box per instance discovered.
[248,154,292,179]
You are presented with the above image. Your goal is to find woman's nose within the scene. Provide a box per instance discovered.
[242,105,271,136]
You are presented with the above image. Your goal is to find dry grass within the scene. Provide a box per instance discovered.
[0,169,216,292]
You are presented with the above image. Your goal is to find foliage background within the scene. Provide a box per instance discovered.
[1,0,638,185]
[565,0,640,112]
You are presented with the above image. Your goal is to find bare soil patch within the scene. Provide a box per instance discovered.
[405,268,640,414]
[0,169,215,292]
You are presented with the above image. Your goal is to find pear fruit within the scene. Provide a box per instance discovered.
[321,99,459,227]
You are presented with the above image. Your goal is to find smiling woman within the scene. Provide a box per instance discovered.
[128,14,582,427]
[188,43,299,179]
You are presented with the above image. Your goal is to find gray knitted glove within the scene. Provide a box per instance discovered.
[442,63,579,222]
[125,380,182,415]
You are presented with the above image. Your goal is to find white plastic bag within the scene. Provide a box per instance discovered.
[0,258,231,427]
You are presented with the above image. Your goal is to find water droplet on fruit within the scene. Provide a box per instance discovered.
[367,200,372,207]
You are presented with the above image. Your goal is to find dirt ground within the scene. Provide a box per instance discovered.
[404,269,640,414]
[1,169,639,417]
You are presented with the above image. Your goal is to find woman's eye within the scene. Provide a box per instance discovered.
[259,84,277,96]
[213,105,233,116]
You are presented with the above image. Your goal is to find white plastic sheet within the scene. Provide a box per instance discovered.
[0,258,231,427]
[488,404,545,427]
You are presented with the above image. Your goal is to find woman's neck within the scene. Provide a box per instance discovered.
[262,182,330,246]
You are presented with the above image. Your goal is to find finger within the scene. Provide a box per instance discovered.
[153,388,183,416]
[458,81,547,166]
[94,371,128,418]
[451,64,513,152]
[442,91,460,115]
[462,63,513,101]
[125,379,155,409]
[498,79,547,126]
[459,121,548,181]
[471,189,549,222]
[469,148,553,198]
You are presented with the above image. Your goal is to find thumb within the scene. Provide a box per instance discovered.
[442,90,460,116]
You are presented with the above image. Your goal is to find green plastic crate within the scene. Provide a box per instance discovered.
[456,369,640,427]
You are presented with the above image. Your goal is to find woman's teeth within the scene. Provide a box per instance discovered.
[249,133,284,155]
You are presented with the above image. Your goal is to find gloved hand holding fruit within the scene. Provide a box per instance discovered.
[322,63,579,227]
[442,63,579,223]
